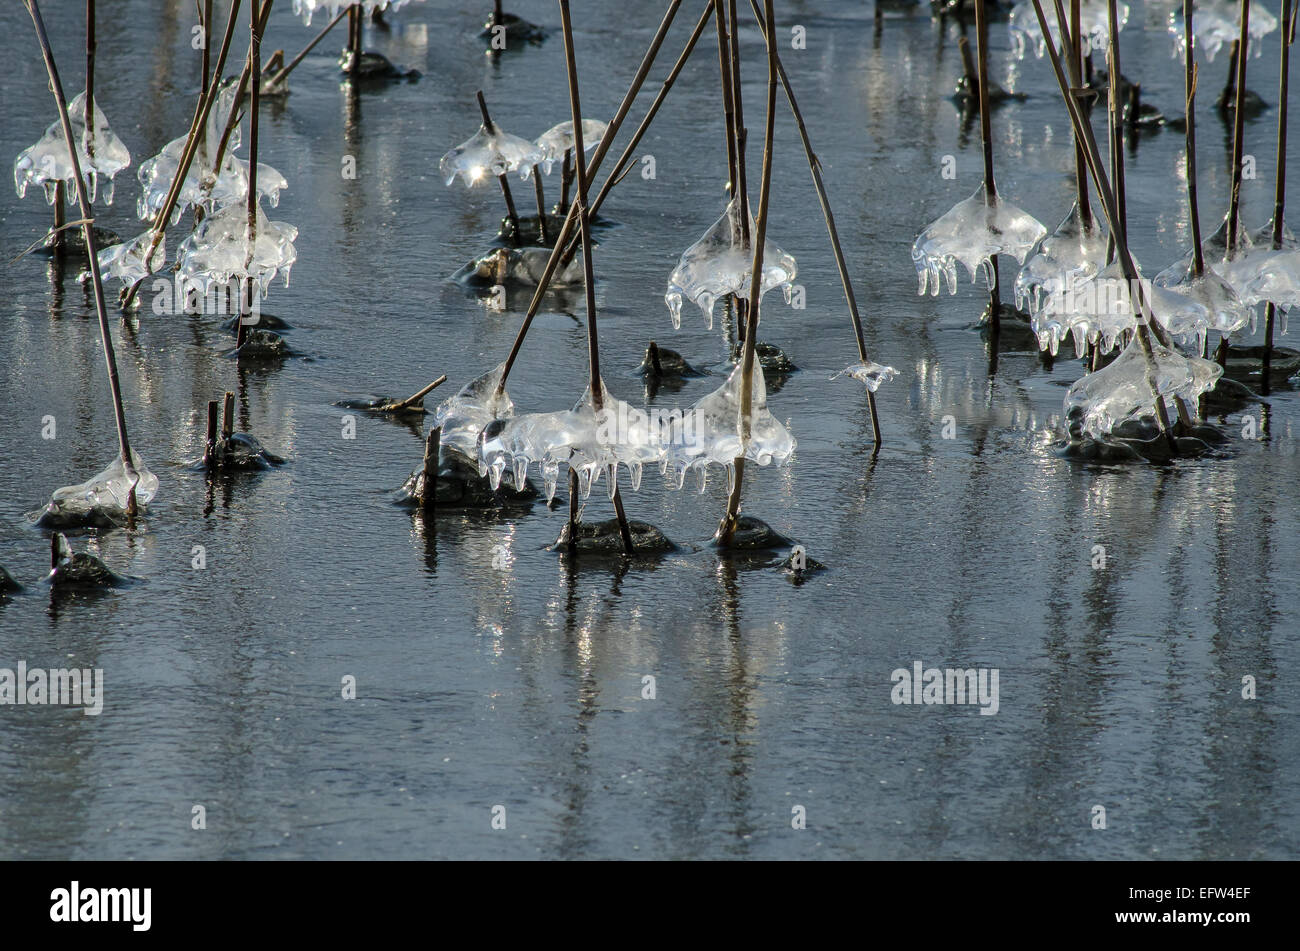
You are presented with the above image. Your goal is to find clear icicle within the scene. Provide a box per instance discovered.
[1010,0,1127,60]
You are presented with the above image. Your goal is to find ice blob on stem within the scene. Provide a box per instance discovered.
[913,187,1047,297]
[534,119,607,175]
[665,199,797,329]
[1064,337,1222,440]
[14,91,130,207]
[440,124,541,187]
[1009,0,1127,60]
[1167,1,1277,62]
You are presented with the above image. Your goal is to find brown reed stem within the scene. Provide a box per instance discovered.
[1262,0,1295,390]
[495,0,685,395]
[717,0,777,545]
[25,0,140,512]
[746,0,883,448]
[559,0,634,554]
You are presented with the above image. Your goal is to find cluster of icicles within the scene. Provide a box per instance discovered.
[291,0,422,27]
[664,198,799,330]
[433,362,796,504]
[912,184,1298,441]
[14,91,131,207]
[95,79,297,298]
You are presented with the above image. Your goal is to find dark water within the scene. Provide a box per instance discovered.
[1,0,1297,859]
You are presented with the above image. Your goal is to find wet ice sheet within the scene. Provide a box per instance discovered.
[440,124,540,187]
[13,92,131,207]
[665,199,797,329]
[914,187,1046,297]
[1064,337,1223,440]
[1009,0,1127,60]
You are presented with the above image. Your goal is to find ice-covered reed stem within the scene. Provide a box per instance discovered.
[24,0,140,513]
[201,0,214,101]
[747,0,885,449]
[476,91,523,242]
[714,0,739,198]
[122,0,246,311]
[1261,0,1295,391]
[1184,0,1205,280]
[975,0,1002,327]
[421,427,440,512]
[1069,0,1092,232]
[223,391,236,439]
[85,0,95,160]
[205,399,220,468]
[239,0,266,350]
[1226,1,1251,258]
[532,165,549,243]
[1035,0,1184,450]
[494,0,685,396]
[717,0,777,546]
[1106,0,1127,249]
[559,0,634,553]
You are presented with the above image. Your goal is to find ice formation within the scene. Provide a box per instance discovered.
[138,138,286,224]
[533,119,608,174]
[292,0,421,26]
[1167,1,1277,62]
[14,92,131,206]
[472,364,794,503]
[432,364,516,459]
[1009,0,1127,60]
[176,199,298,297]
[664,200,798,329]
[455,246,583,286]
[1157,218,1299,326]
[913,187,1047,297]
[1064,337,1222,440]
[35,452,159,525]
[1014,202,1108,319]
[831,361,899,393]
[440,124,540,187]
[1154,267,1253,345]
[1222,248,1300,324]
[1034,259,1218,357]
[95,230,165,286]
